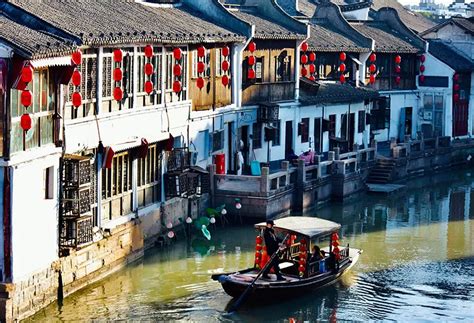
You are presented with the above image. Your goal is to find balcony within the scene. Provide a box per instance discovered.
[242,81,295,105]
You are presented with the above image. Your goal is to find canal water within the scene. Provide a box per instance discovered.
[29,170,474,322]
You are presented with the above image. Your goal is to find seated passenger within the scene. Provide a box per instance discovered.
[309,245,324,263]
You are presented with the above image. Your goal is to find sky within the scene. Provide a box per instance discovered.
[398,0,455,6]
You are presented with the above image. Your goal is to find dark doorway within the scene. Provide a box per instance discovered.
[349,112,355,149]
[453,101,468,137]
[285,121,293,159]
[239,125,249,174]
[314,118,321,154]
[227,121,234,174]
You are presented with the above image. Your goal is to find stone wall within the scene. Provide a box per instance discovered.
[0,195,208,322]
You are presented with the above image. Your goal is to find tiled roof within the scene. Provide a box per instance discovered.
[371,0,435,34]
[428,40,474,72]
[307,24,370,53]
[421,17,474,36]
[7,0,245,46]
[230,9,306,39]
[0,14,76,59]
[300,78,379,105]
[352,22,420,53]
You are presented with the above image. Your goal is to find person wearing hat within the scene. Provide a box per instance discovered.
[262,220,285,281]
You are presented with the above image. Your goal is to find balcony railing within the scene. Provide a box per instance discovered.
[242,81,295,105]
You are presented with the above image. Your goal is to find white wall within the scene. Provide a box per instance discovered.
[10,152,60,281]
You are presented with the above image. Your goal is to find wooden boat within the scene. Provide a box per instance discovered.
[211,217,362,300]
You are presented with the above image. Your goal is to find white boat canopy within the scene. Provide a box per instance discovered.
[255,216,341,238]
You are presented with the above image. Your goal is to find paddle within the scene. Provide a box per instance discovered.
[228,233,290,313]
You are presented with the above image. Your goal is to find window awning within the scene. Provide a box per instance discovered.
[30,56,72,68]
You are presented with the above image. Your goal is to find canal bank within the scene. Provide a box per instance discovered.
[27,169,474,322]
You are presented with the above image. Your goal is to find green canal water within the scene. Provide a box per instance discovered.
[29,170,474,322]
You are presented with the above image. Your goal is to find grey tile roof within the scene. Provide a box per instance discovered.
[428,40,474,72]
[7,0,245,46]
[0,13,76,59]
[307,24,370,53]
[230,9,306,39]
[352,22,420,53]
[421,17,474,36]
[371,0,435,34]
[300,78,379,105]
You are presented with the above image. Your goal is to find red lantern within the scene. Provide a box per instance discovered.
[144,45,153,58]
[332,232,339,240]
[71,70,81,86]
[255,251,261,258]
[309,75,316,81]
[71,50,82,65]
[113,68,123,82]
[332,240,339,247]
[298,265,305,272]
[300,239,307,245]
[339,74,345,83]
[395,65,401,74]
[72,91,82,107]
[454,73,459,82]
[369,53,376,63]
[21,66,34,83]
[301,54,308,65]
[454,93,460,102]
[222,46,230,57]
[222,75,230,87]
[395,55,402,64]
[299,259,306,266]
[395,76,401,84]
[248,55,256,66]
[197,62,205,74]
[173,64,182,77]
[256,244,262,251]
[248,41,256,53]
[454,83,460,91]
[369,74,376,84]
[419,65,425,73]
[197,77,205,89]
[256,236,263,244]
[309,63,316,74]
[419,75,425,83]
[248,68,256,79]
[145,63,154,76]
[369,64,376,73]
[309,52,316,62]
[197,46,206,58]
[20,113,31,132]
[339,52,346,61]
[333,246,340,253]
[113,49,123,63]
[222,60,230,72]
[339,63,346,73]
[173,48,182,61]
[144,81,154,94]
[420,54,426,63]
[301,67,308,77]
[301,42,309,52]
[21,90,32,107]
[173,80,182,93]
[113,87,123,101]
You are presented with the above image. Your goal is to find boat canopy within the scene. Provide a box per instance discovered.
[255,217,341,238]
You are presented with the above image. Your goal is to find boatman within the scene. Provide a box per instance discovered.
[262,220,285,281]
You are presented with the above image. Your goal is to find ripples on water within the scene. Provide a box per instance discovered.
[29,170,474,322]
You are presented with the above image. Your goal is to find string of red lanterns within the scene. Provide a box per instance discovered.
[196,45,206,90]
[308,52,316,81]
[369,53,377,85]
[394,55,402,85]
[247,41,256,80]
[332,232,341,261]
[298,238,307,277]
[254,235,263,269]
[300,42,309,79]
[173,48,183,94]
[221,45,231,87]
[113,49,124,101]
[453,73,460,103]
[20,65,33,133]
[339,52,346,84]
[419,54,426,85]
[144,45,154,95]
[71,50,82,109]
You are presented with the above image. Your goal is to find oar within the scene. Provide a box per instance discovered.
[228,234,290,313]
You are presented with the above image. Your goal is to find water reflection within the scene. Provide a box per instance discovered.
[28,170,474,322]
